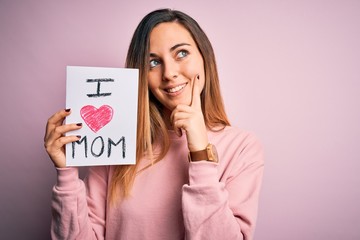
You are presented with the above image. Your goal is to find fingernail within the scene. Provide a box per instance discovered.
[65,108,71,112]
[76,123,82,126]
[76,135,81,139]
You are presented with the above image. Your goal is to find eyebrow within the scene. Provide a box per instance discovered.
[149,43,191,58]
[170,43,190,52]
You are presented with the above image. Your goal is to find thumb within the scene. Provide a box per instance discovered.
[190,74,202,109]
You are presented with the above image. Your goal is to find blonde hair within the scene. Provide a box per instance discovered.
[109,9,230,203]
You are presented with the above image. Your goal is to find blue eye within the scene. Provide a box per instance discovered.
[150,59,160,68]
[177,50,188,59]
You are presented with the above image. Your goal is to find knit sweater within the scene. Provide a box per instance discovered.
[51,126,264,240]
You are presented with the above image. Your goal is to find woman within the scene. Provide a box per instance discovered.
[45,9,264,240]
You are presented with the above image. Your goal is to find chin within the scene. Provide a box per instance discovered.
[160,95,192,111]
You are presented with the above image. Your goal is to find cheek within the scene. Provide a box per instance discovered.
[147,73,160,91]
[183,58,205,78]
[147,84,161,100]
[147,80,155,92]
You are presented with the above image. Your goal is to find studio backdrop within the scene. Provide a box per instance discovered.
[0,0,359,239]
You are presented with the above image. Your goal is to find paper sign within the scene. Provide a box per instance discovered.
[65,66,138,166]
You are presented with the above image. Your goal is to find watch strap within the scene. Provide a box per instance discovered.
[188,143,218,162]
[189,149,208,161]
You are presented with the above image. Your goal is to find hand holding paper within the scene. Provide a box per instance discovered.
[44,109,82,168]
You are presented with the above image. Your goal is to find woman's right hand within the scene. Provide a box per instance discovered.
[44,109,82,168]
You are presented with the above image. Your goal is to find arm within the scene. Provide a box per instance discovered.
[182,134,264,240]
[51,167,108,240]
[170,76,264,239]
[45,109,108,239]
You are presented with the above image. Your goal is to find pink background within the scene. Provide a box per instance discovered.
[1,0,359,239]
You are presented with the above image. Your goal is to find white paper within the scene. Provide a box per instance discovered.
[65,66,138,166]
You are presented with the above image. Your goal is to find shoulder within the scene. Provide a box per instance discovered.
[209,126,264,168]
[209,126,262,150]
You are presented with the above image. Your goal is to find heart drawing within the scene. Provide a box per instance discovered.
[80,105,114,133]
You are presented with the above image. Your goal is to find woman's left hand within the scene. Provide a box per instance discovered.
[170,75,208,152]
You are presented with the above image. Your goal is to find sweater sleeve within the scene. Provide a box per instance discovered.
[182,134,264,240]
[51,167,108,240]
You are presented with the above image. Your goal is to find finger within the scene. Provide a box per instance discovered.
[190,74,202,109]
[46,135,81,153]
[45,135,81,168]
[173,119,189,136]
[170,104,192,123]
[56,135,82,148]
[171,111,192,123]
[45,109,71,140]
[47,108,71,126]
[170,106,193,137]
[170,109,183,137]
[174,126,182,137]
[173,120,184,137]
[172,112,192,137]
[45,123,82,144]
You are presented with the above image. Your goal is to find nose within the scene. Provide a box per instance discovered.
[162,58,179,81]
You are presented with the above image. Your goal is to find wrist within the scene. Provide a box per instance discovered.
[188,143,219,163]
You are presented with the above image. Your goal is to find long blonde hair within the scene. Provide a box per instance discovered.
[109,9,230,203]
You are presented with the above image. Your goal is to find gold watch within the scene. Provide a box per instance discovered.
[188,143,219,163]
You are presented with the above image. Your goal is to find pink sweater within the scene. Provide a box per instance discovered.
[51,126,264,240]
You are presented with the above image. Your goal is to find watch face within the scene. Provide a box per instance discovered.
[208,144,219,162]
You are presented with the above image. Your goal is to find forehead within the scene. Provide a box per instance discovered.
[149,22,196,49]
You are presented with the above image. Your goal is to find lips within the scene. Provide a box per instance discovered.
[165,83,187,94]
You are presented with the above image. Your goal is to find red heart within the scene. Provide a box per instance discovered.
[80,105,114,133]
